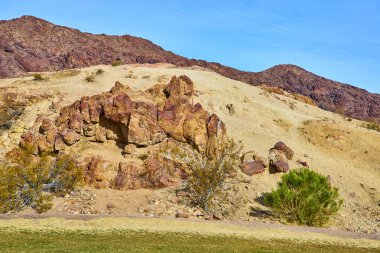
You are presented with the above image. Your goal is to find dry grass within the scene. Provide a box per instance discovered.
[50,69,81,79]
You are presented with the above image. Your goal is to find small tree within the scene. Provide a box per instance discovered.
[264,168,343,226]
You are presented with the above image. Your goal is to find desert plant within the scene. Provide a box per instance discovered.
[361,122,380,132]
[96,69,104,75]
[33,193,53,214]
[44,154,84,196]
[159,138,242,213]
[111,60,123,67]
[264,168,343,226]
[33,73,44,81]
[85,73,95,82]
[0,149,83,213]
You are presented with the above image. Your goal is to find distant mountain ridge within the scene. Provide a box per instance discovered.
[0,15,379,122]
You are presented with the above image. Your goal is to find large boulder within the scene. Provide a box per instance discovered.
[143,154,188,188]
[269,148,290,172]
[83,157,112,189]
[206,114,227,158]
[241,160,265,175]
[128,102,166,146]
[164,75,194,99]
[111,162,147,190]
[273,141,294,160]
[183,103,210,153]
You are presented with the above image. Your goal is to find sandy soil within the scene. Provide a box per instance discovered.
[0,63,379,235]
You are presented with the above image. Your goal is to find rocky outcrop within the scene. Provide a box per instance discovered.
[1,16,379,123]
[19,75,228,189]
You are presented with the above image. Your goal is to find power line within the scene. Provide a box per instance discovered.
[143,0,378,72]
[192,0,380,63]
[242,0,380,48]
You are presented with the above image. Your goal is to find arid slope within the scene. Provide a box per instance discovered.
[0,16,379,122]
[0,64,378,235]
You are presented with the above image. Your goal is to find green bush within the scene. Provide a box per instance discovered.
[264,168,343,226]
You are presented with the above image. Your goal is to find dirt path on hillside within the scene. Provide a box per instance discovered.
[0,215,378,250]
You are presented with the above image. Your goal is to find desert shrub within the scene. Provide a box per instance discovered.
[137,153,149,161]
[33,73,44,81]
[34,193,53,214]
[361,122,380,132]
[96,69,104,75]
[159,139,243,213]
[85,73,95,82]
[0,165,23,213]
[111,60,123,67]
[0,149,83,213]
[44,154,84,196]
[264,168,343,226]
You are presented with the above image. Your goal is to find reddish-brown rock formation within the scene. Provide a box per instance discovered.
[1,16,379,122]
[19,75,227,189]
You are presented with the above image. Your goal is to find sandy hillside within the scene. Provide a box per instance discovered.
[0,64,379,235]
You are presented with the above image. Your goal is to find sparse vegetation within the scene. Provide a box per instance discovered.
[0,149,83,213]
[264,168,343,226]
[85,69,105,82]
[137,153,149,161]
[96,69,104,75]
[51,69,81,79]
[33,73,45,81]
[159,139,242,214]
[361,121,380,132]
[85,73,95,82]
[111,59,123,67]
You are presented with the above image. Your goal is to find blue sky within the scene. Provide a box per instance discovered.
[1,0,380,93]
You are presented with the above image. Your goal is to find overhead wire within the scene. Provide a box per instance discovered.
[192,0,380,63]
[143,0,379,72]
[242,0,380,48]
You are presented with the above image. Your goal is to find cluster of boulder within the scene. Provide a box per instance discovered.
[19,75,227,189]
[241,141,295,176]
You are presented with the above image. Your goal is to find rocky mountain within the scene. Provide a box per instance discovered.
[0,15,379,122]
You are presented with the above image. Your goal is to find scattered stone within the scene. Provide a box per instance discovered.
[296,159,309,168]
[273,141,294,160]
[269,148,289,172]
[241,160,265,175]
